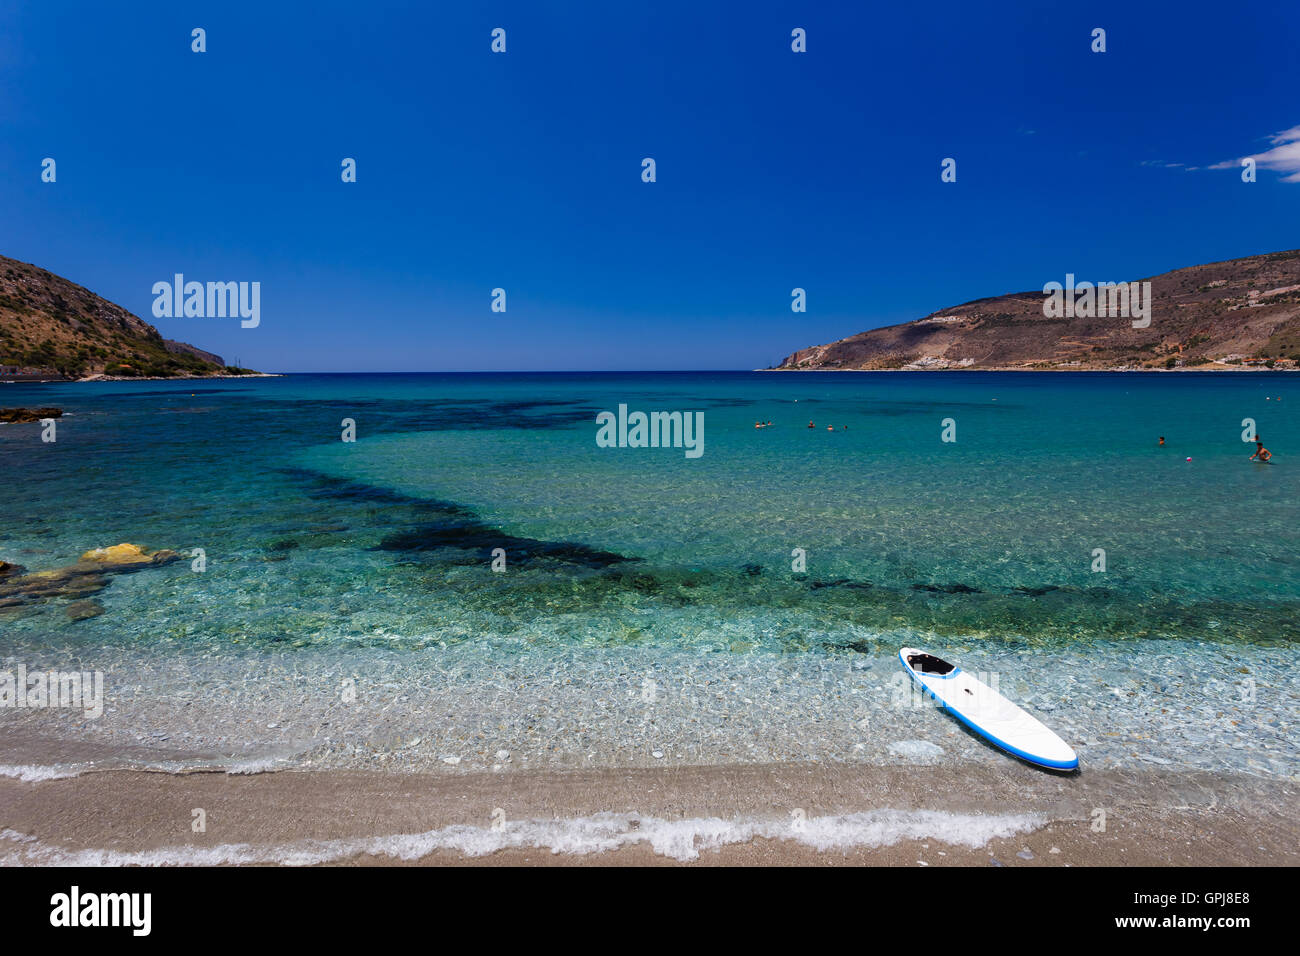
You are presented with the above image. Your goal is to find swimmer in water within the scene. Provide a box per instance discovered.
[808,421,815,429]
[1159,436,1165,446]
[1249,439,1272,462]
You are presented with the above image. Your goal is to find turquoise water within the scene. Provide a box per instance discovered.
[1,372,1296,777]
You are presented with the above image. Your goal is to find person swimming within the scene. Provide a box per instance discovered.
[1250,439,1273,462]
[808,421,815,429]
[1159,436,1165,446]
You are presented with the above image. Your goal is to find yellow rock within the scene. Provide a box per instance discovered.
[79,543,151,564]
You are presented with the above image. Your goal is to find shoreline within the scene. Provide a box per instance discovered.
[1,373,281,385]
[756,365,1297,373]
[75,372,281,383]
[5,367,1295,383]
[1,759,1293,866]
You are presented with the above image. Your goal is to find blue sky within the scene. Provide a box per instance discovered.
[2,0,1298,371]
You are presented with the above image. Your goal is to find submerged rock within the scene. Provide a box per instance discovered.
[80,542,180,568]
[0,543,180,611]
[912,582,982,594]
[65,600,105,621]
[809,578,873,590]
[0,407,63,425]
[0,567,110,601]
[1013,585,1062,597]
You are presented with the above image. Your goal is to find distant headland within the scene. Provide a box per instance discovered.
[772,249,1300,372]
[0,254,260,382]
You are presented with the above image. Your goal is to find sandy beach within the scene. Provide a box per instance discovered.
[1,730,1293,866]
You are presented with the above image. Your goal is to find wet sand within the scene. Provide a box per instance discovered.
[1,743,1294,866]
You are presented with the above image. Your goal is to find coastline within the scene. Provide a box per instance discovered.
[756,365,1297,373]
[1,758,1292,866]
[75,372,281,383]
[2,373,280,385]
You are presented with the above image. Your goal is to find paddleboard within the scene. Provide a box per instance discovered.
[898,647,1079,771]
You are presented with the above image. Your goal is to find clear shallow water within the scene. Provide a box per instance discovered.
[1,372,1296,778]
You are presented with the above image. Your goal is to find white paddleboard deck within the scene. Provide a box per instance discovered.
[899,647,1079,770]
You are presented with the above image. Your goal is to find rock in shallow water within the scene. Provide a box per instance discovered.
[79,542,179,567]
[0,407,62,424]
[65,600,105,621]
[0,543,180,610]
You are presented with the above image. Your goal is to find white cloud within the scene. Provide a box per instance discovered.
[1211,124,1300,183]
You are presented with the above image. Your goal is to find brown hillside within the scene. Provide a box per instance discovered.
[0,255,237,379]
[775,249,1300,371]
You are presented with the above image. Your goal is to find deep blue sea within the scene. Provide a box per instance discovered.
[1,372,1296,778]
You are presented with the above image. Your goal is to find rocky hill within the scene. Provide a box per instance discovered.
[0,255,244,380]
[775,249,1300,371]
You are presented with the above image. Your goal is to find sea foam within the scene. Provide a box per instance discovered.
[0,809,1044,865]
